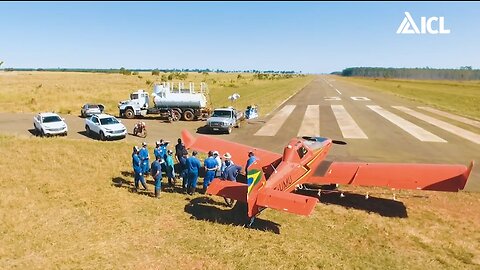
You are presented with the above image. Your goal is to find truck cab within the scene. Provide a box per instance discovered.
[118,90,150,118]
[206,107,244,134]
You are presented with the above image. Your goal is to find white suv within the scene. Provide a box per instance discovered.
[85,113,127,140]
[33,112,68,137]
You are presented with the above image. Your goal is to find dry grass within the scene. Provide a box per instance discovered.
[0,71,313,116]
[0,135,479,269]
[334,76,480,120]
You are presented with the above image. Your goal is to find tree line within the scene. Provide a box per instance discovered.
[1,67,301,74]
[338,67,480,80]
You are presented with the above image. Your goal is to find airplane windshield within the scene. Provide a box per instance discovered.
[302,136,329,151]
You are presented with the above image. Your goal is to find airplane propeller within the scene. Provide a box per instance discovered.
[301,136,347,145]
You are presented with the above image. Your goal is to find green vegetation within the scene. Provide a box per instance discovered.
[341,67,480,80]
[0,135,479,269]
[335,76,480,119]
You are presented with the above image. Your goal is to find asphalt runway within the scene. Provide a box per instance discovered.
[1,75,479,191]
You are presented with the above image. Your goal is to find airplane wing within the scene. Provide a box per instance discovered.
[181,129,282,167]
[305,160,474,192]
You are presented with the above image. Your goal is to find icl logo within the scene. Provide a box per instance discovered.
[397,12,451,34]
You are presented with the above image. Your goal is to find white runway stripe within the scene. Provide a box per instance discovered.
[418,107,480,129]
[331,105,368,139]
[254,105,296,136]
[393,106,480,144]
[367,105,446,142]
[297,105,320,137]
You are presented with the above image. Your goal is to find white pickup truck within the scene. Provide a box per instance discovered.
[85,114,127,140]
[206,107,244,134]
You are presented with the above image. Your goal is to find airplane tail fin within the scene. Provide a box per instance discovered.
[181,129,196,149]
[257,188,319,216]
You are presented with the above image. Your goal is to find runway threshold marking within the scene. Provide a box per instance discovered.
[297,105,320,137]
[367,105,446,142]
[254,105,296,136]
[331,105,368,139]
[418,107,480,129]
[393,106,480,144]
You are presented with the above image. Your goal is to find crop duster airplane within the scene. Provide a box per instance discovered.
[181,130,473,225]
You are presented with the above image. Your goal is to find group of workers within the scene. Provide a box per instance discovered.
[131,138,257,198]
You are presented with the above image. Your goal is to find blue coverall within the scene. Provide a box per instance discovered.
[133,153,147,190]
[246,156,257,175]
[154,147,162,160]
[186,156,202,193]
[165,154,175,185]
[203,157,217,189]
[151,159,162,195]
[179,155,188,189]
[139,147,150,174]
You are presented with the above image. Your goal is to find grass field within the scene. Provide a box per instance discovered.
[0,71,313,116]
[0,135,479,269]
[334,76,480,120]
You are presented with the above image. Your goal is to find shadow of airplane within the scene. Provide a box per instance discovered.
[184,196,281,234]
[296,189,408,218]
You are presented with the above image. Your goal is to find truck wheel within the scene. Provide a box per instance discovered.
[86,126,91,137]
[40,129,45,137]
[171,110,181,121]
[125,108,135,119]
[100,131,106,141]
[183,110,195,121]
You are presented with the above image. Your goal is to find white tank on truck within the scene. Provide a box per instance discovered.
[152,82,207,108]
[118,82,211,121]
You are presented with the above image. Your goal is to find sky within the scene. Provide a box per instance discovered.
[1,1,479,73]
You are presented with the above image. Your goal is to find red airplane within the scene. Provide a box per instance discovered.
[181,129,473,225]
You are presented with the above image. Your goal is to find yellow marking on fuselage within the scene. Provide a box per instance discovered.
[282,144,328,191]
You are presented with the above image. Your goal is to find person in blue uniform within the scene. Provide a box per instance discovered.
[154,141,163,160]
[175,138,186,163]
[186,150,202,195]
[158,139,169,171]
[245,151,256,176]
[151,155,163,198]
[179,150,189,193]
[203,151,218,192]
[223,159,242,182]
[132,146,148,192]
[165,150,176,186]
[139,142,150,175]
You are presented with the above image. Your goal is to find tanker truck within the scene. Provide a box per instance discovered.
[118,82,210,121]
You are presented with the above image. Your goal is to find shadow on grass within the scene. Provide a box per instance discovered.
[297,189,408,218]
[184,196,281,234]
[28,129,38,136]
[115,171,187,195]
[195,125,213,135]
[77,130,94,139]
